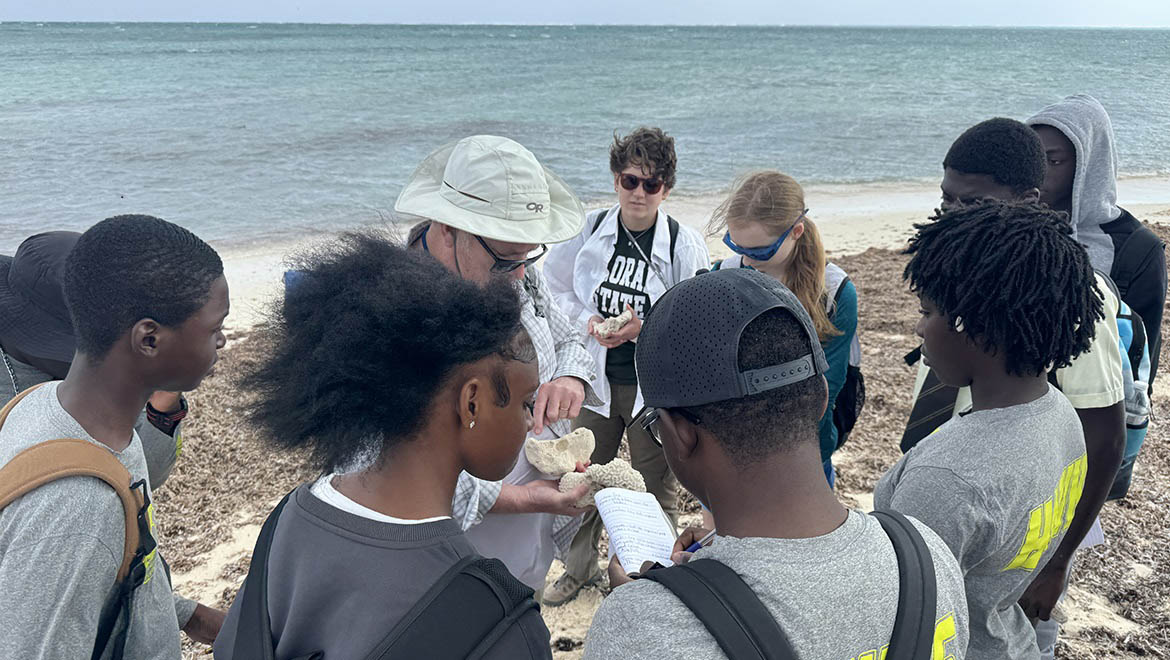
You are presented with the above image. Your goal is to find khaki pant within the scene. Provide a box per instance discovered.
[562,380,679,580]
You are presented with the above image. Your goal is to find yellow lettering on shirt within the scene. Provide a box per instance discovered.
[1004,453,1087,572]
[844,612,958,660]
[141,499,158,584]
[933,612,957,660]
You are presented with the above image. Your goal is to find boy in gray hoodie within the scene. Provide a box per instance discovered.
[1028,94,1165,387]
[1026,94,1167,657]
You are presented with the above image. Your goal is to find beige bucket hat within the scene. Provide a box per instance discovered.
[395,135,585,245]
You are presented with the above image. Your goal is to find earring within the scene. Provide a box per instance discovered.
[469,421,476,429]
[954,316,965,333]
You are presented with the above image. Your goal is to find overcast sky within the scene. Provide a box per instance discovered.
[3,0,1169,27]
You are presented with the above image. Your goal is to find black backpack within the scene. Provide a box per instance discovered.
[231,491,541,660]
[827,274,865,449]
[640,510,938,660]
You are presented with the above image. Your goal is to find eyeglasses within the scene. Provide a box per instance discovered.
[618,173,665,195]
[630,406,703,447]
[473,234,548,273]
[722,209,808,262]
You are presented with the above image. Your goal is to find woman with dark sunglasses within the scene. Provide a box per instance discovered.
[708,171,860,493]
[543,127,710,607]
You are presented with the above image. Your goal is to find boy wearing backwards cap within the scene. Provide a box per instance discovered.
[586,268,968,660]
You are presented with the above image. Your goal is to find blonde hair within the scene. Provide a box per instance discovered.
[709,171,840,341]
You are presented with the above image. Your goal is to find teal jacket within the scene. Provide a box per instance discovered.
[818,278,858,462]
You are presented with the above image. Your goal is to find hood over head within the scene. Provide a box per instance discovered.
[1027,94,1121,273]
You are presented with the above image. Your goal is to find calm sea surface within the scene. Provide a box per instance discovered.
[1,23,1168,250]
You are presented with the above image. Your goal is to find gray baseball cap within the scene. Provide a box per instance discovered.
[636,267,829,409]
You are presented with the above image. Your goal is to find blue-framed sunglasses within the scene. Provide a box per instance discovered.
[722,209,808,261]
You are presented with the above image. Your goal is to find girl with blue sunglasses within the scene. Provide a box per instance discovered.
[708,171,861,493]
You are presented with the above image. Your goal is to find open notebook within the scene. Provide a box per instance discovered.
[596,488,679,571]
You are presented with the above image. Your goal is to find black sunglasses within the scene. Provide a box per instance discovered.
[619,173,665,195]
[630,406,703,447]
[473,234,548,273]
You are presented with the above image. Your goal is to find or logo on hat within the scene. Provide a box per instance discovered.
[394,135,585,245]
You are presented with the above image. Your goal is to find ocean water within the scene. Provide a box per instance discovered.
[1,23,1168,251]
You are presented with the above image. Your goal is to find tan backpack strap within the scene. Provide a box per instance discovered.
[0,438,144,582]
[0,381,50,428]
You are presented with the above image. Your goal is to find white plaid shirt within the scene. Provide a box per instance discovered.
[451,265,600,530]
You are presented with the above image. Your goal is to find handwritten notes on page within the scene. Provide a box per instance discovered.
[595,487,678,571]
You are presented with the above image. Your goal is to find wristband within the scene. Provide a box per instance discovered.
[146,396,188,436]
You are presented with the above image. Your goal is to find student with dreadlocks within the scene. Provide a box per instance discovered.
[900,118,1126,658]
[876,199,1100,660]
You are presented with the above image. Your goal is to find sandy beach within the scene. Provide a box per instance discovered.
[166,176,1170,658]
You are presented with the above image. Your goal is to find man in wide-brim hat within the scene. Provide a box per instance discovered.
[399,135,600,595]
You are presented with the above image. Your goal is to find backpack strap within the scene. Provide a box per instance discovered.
[0,438,147,583]
[1096,269,1122,306]
[234,490,311,660]
[823,264,849,316]
[591,208,609,235]
[870,510,937,660]
[366,556,538,660]
[1109,221,1163,297]
[667,214,680,260]
[1093,268,1150,378]
[0,382,155,660]
[641,558,798,660]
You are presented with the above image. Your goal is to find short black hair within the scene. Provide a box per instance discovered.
[610,127,678,190]
[244,231,531,473]
[685,308,825,465]
[63,215,223,358]
[904,200,1102,377]
[943,118,1046,192]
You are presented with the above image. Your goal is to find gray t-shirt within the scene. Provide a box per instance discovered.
[583,510,969,660]
[0,382,184,659]
[875,385,1087,660]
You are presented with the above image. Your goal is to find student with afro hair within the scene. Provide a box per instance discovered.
[878,200,1101,660]
[214,234,553,659]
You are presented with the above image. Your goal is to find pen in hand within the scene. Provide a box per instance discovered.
[684,529,717,553]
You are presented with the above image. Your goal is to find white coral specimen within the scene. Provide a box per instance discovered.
[524,428,595,476]
[595,309,634,339]
[558,458,646,507]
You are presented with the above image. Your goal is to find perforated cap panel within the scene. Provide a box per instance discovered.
[636,268,829,408]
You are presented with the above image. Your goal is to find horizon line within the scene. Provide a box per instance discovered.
[2,20,1169,29]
